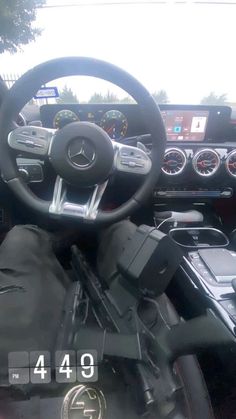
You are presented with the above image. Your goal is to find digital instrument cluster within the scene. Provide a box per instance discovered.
[40,104,134,140]
[52,109,209,142]
[40,104,231,143]
[52,108,128,140]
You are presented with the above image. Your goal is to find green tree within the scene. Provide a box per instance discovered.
[88,93,105,104]
[119,96,135,104]
[89,90,119,103]
[101,90,119,103]
[152,90,169,104]
[0,0,45,54]
[200,92,227,105]
[89,91,135,104]
[56,85,79,104]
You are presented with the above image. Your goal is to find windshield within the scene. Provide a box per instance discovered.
[1,0,236,105]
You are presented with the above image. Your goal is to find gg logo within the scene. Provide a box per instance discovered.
[61,385,106,419]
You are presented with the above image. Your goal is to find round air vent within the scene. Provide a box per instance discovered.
[226,150,236,177]
[193,149,220,177]
[162,148,187,176]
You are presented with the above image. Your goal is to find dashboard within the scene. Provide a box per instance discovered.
[39,103,236,201]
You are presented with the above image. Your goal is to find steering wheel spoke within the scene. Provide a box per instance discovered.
[8,126,55,157]
[49,176,108,220]
[113,142,152,175]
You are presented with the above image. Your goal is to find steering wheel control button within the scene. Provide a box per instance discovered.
[17,163,43,183]
[8,126,53,156]
[50,121,114,187]
[116,145,151,175]
[18,168,29,182]
[17,138,43,147]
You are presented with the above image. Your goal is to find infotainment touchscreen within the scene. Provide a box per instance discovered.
[161,110,209,142]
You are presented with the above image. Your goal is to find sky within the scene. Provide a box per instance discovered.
[1,0,236,104]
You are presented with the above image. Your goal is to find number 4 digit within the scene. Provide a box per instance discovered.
[34,355,47,380]
[59,354,72,379]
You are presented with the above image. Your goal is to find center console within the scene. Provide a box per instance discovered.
[170,226,236,336]
[153,144,236,201]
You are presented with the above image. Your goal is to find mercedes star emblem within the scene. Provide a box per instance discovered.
[61,385,106,419]
[68,139,96,168]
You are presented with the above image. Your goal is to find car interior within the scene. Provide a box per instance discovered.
[1,55,236,419]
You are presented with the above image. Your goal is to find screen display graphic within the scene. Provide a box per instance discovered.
[161,110,209,142]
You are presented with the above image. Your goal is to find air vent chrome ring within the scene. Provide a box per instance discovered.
[192,148,220,177]
[226,150,236,178]
[162,148,187,176]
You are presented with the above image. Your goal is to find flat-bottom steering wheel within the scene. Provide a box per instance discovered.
[0,57,166,224]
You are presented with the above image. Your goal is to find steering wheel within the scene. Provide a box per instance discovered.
[0,57,166,224]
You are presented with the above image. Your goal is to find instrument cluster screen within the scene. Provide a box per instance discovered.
[41,104,231,143]
[161,110,209,142]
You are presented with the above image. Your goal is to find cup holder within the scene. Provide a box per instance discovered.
[169,227,229,249]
